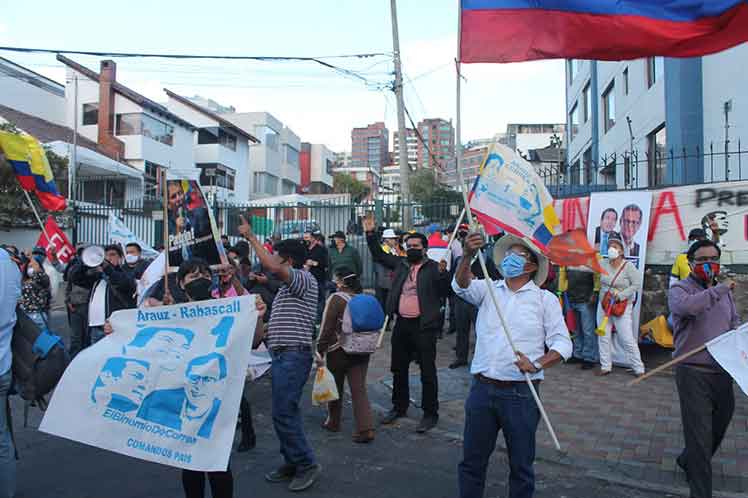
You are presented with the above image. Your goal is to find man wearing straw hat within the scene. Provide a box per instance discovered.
[453,232,571,498]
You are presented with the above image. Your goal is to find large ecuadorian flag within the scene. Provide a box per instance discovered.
[460,0,748,63]
[0,131,67,211]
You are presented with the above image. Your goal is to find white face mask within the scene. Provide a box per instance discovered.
[125,254,139,265]
[26,267,35,277]
[607,247,620,260]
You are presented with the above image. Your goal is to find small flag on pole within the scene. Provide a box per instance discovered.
[547,230,606,274]
[706,323,748,396]
[0,131,67,211]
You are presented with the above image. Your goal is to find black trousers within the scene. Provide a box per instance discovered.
[68,303,89,359]
[239,392,254,443]
[675,365,735,498]
[455,297,478,363]
[447,294,457,334]
[376,287,389,313]
[182,466,232,498]
[391,317,438,416]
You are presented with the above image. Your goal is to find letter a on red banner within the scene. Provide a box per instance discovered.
[36,216,75,264]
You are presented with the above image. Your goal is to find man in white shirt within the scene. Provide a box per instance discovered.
[453,233,572,498]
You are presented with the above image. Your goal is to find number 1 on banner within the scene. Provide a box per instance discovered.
[210,317,234,348]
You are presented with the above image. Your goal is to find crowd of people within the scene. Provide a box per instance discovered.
[0,211,739,498]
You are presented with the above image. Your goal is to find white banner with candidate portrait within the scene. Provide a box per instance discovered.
[40,295,258,472]
[587,191,652,366]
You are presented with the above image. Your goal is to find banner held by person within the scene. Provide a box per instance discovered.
[35,216,75,264]
[165,179,227,270]
[706,322,748,397]
[108,213,159,259]
[39,295,257,472]
[136,252,166,305]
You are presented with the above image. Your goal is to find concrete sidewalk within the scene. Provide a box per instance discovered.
[366,325,748,497]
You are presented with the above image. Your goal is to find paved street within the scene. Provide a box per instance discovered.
[7,310,746,498]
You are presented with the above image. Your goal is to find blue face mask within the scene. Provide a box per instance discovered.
[500,252,527,279]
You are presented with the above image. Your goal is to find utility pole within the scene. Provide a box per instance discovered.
[390,0,411,228]
[71,74,78,202]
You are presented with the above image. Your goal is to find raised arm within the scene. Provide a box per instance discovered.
[238,215,292,284]
[363,216,400,270]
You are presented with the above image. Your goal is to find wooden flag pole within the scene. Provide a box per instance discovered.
[628,344,707,387]
[442,207,466,263]
[161,169,170,299]
[376,315,390,350]
[453,58,561,450]
[22,189,52,245]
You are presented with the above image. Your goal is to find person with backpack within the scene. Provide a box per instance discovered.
[363,215,451,434]
[316,267,383,444]
[0,248,21,498]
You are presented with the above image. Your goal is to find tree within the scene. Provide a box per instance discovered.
[333,172,370,203]
[0,122,70,228]
[408,169,462,222]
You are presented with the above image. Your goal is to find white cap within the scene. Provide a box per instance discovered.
[382,229,397,239]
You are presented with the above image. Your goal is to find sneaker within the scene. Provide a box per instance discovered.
[265,464,296,483]
[380,409,406,425]
[416,415,438,434]
[288,463,322,492]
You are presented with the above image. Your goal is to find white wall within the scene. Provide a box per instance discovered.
[702,44,748,181]
[0,60,65,125]
[310,144,335,187]
[566,60,594,165]
[65,67,100,143]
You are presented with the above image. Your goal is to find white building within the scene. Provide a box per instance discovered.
[165,90,259,203]
[57,55,197,201]
[299,143,334,194]
[0,56,66,126]
[222,111,301,199]
[380,163,401,203]
[393,128,418,169]
[565,44,748,190]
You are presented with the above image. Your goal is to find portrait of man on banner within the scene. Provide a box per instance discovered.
[166,179,226,268]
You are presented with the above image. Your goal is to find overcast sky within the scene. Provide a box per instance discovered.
[0,1,566,151]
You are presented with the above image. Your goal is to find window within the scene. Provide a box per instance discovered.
[82,103,98,126]
[281,180,296,195]
[569,103,579,141]
[624,154,632,187]
[582,82,591,123]
[647,125,667,187]
[253,172,278,195]
[285,145,299,168]
[603,83,615,133]
[116,113,174,146]
[198,163,235,190]
[144,161,163,198]
[567,59,578,83]
[623,67,629,95]
[647,57,663,88]
[583,147,593,185]
[570,159,581,185]
[254,125,279,150]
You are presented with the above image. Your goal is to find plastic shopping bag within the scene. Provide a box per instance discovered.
[311,366,339,406]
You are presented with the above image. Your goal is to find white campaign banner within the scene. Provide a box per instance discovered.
[706,323,748,397]
[40,295,258,472]
[587,191,652,366]
[108,213,159,259]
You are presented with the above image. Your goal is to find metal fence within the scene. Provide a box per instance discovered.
[536,141,748,198]
[73,198,464,288]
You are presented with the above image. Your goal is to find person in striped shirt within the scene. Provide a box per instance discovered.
[239,215,321,493]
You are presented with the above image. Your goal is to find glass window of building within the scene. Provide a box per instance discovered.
[647,125,667,186]
[82,103,98,126]
[583,82,591,123]
[647,57,664,88]
[255,125,279,150]
[285,145,299,168]
[116,113,174,146]
[569,103,579,141]
[603,83,615,133]
[623,67,629,95]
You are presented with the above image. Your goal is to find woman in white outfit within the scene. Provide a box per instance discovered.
[596,233,645,377]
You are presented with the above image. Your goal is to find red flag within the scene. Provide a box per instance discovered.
[547,230,607,274]
[36,216,75,264]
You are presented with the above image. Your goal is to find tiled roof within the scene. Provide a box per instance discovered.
[164,89,259,143]
[56,54,196,130]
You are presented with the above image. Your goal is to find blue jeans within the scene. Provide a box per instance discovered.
[459,379,540,498]
[570,301,598,363]
[0,370,15,498]
[269,350,316,469]
[90,326,106,345]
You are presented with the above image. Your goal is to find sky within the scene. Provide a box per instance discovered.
[0,0,565,152]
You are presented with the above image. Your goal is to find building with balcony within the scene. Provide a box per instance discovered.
[351,122,389,174]
[393,128,418,170]
[223,111,301,199]
[565,44,748,191]
[416,118,454,170]
[299,143,335,194]
[164,90,259,203]
[57,55,196,202]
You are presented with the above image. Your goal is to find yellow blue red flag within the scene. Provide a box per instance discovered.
[0,131,67,211]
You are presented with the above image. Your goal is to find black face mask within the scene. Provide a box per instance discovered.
[184,278,212,301]
[406,248,423,263]
[458,231,468,239]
